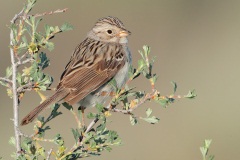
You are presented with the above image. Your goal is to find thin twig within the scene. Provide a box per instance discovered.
[0,77,12,84]
[27,8,68,18]
[17,82,34,93]
[111,108,130,114]
[19,51,29,60]
[33,137,54,142]
[16,57,34,66]
[46,148,53,160]
[15,126,34,138]
[11,8,24,23]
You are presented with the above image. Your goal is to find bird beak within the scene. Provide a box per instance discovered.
[118,30,131,37]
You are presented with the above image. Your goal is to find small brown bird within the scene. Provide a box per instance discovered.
[21,16,131,125]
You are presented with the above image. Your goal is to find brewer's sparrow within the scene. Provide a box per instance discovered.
[21,16,131,125]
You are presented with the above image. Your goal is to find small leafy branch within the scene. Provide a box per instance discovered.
[106,45,196,125]
[0,0,73,158]
[200,140,215,160]
[0,0,196,159]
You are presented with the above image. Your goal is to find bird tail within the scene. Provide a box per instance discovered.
[21,88,68,126]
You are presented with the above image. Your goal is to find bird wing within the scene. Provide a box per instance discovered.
[57,38,126,105]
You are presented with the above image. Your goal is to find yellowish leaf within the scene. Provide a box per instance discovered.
[129,99,138,109]
[7,88,13,98]
[19,92,24,100]
[104,111,112,117]
[22,67,32,76]
[36,90,47,103]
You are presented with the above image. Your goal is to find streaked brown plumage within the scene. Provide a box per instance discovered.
[21,16,131,125]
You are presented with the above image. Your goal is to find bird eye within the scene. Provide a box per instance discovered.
[107,30,112,34]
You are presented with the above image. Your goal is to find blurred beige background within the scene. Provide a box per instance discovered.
[1,0,240,159]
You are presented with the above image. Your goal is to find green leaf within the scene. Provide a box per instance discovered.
[151,74,158,84]
[30,16,35,26]
[87,112,97,119]
[141,116,159,124]
[55,26,62,33]
[171,81,177,94]
[105,146,112,152]
[17,154,27,160]
[130,115,138,125]
[143,45,150,56]
[109,78,117,90]
[47,103,62,122]
[22,138,33,153]
[17,73,23,85]
[44,24,51,36]
[95,103,104,112]
[22,36,28,44]
[71,128,80,143]
[39,52,50,69]
[60,23,74,32]
[204,139,212,148]
[107,130,119,143]
[138,50,144,59]
[36,145,45,158]
[8,137,16,146]
[25,17,32,27]
[45,41,54,51]
[6,66,12,78]
[22,66,32,76]
[154,97,169,107]
[50,103,61,112]
[25,25,31,36]
[9,24,18,44]
[17,42,28,53]
[62,102,73,110]
[184,89,197,99]
[89,141,97,149]
[35,18,42,30]
[25,0,36,14]
[96,123,106,134]
[34,32,43,43]
[146,108,152,117]
[54,134,64,146]
[200,139,214,160]
[142,70,151,79]
[138,59,145,70]
[200,146,207,157]
[209,155,215,160]
[0,80,6,87]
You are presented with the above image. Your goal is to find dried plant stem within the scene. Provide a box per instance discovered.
[10,8,25,156]
[70,109,82,129]
[17,82,34,93]
[0,77,12,84]
[29,8,68,18]
[33,137,54,142]
[10,39,21,154]
[46,148,53,160]
[84,118,99,134]
[16,57,34,66]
